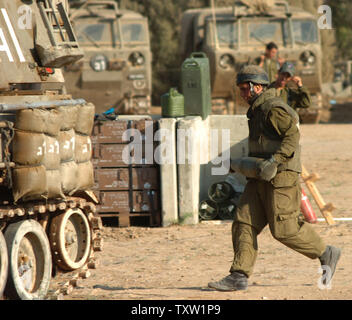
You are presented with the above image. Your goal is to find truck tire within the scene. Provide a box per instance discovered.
[0,230,8,298]
[4,220,52,300]
[50,208,91,271]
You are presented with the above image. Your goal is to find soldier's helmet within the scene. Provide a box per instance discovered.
[279,62,295,77]
[236,65,270,86]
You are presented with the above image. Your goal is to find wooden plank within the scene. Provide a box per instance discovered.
[301,165,335,225]
[94,168,129,190]
[92,144,129,167]
[97,191,129,212]
[132,190,159,212]
[118,211,130,227]
[98,213,119,218]
[92,120,129,144]
[132,167,159,190]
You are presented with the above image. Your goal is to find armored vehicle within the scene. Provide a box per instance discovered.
[0,0,102,300]
[63,0,152,115]
[180,0,323,122]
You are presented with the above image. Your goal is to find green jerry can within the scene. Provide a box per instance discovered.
[181,52,212,120]
[161,88,184,118]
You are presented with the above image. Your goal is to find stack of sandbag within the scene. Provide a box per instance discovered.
[12,108,63,202]
[12,103,95,202]
[58,104,79,195]
[59,103,95,195]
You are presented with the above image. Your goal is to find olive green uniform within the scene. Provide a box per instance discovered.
[230,88,326,277]
[268,82,311,111]
[253,57,279,83]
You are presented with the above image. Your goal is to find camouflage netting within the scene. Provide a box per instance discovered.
[12,103,95,202]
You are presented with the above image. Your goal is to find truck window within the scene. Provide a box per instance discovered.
[205,20,238,46]
[291,20,318,43]
[216,21,238,45]
[75,21,112,44]
[246,21,284,45]
[121,22,146,42]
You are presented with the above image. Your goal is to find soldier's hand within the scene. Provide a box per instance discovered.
[291,76,303,88]
[257,157,278,181]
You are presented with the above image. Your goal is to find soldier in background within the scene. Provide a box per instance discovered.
[208,65,341,292]
[268,61,312,113]
[254,42,284,83]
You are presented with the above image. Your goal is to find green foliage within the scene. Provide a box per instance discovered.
[120,0,187,103]
[287,0,336,82]
[327,0,352,60]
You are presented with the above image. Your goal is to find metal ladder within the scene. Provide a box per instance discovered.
[38,0,79,49]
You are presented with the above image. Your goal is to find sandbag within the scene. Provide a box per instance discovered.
[12,130,45,166]
[60,160,78,195]
[57,105,79,131]
[42,135,60,170]
[58,129,75,162]
[12,165,47,202]
[15,108,61,136]
[75,103,95,135]
[75,160,94,192]
[44,108,62,137]
[46,169,65,199]
[75,133,92,163]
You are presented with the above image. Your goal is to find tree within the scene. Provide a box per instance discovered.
[327,0,352,60]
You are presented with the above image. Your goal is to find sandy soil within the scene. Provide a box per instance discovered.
[69,103,352,301]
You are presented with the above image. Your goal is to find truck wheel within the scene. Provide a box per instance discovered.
[50,208,91,271]
[0,230,8,298]
[199,199,218,220]
[4,220,52,300]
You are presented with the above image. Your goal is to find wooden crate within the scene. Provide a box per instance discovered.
[94,167,159,191]
[92,119,158,144]
[92,119,161,227]
[92,143,157,167]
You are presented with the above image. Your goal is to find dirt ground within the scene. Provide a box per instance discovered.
[69,102,352,301]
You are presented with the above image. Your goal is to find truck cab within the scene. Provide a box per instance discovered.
[181,0,323,121]
[64,0,152,114]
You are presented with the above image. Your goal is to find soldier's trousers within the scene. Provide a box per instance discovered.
[230,171,326,277]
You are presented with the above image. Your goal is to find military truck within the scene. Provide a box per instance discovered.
[180,0,323,122]
[0,0,102,300]
[63,0,152,115]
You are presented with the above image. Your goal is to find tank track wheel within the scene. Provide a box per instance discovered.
[0,230,8,298]
[4,220,52,300]
[50,208,91,271]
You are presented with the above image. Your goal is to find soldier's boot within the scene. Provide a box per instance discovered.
[319,245,341,285]
[208,271,248,291]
